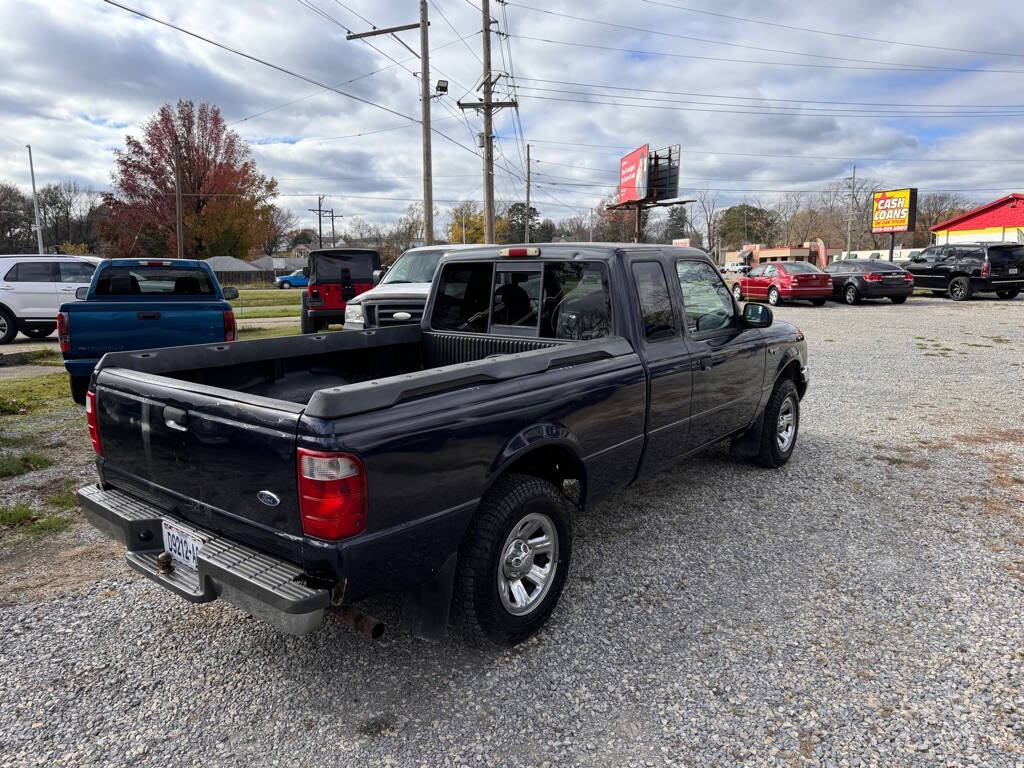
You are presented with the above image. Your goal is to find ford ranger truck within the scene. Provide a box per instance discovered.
[78,244,809,647]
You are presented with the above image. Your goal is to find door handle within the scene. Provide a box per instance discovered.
[137,311,161,320]
[59,286,76,292]
[163,406,188,432]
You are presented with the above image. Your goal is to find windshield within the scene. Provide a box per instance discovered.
[783,262,822,274]
[381,248,446,284]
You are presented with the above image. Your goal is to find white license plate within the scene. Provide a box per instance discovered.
[1010,267,1019,275]
[162,520,202,570]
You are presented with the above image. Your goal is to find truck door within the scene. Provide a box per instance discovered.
[675,259,765,450]
[628,259,693,472]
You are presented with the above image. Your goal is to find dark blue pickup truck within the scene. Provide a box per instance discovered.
[77,244,808,647]
[58,259,237,404]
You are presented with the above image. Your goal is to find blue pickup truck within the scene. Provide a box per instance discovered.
[58,259,238,404]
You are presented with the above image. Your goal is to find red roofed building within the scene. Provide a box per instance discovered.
[930,193,1024,245]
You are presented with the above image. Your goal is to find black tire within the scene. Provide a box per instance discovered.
[931,290,947,297]
[0,307,16,345]
[453,472,572,648]
[890,296,908,304]
[811,298,826,306]
[753,378,799,469]
[996,289,1020,300]
[948,276,972,302]
[280,281,291,289]
[768,287,780,306]
[843,284,860,305]
[732,284,743,302]
[22,324,56,339]
[300,293,313,334]
[69,375,89,406]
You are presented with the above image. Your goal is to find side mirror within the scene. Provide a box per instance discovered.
[372,269,384,286]
[75,286,89,300]
[222,286,239,300]
[743,303,773,328]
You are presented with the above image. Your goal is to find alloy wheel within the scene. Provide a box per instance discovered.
[776,396,796,452]
[496,512,559,616]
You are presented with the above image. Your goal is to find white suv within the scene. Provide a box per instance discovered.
[0,256,97,344]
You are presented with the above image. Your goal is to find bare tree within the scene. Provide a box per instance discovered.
[258,204,297,258]
[695,190,720,260]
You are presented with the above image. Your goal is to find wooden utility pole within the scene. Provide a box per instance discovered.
[172,135,184,259]
[524,143,531,243]
[308,195,326,247]
[324,209,343,247]
[845,164,856,258]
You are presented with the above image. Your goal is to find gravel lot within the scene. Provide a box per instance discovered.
[1,294,1023,767]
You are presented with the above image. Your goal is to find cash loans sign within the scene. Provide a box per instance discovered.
[871,188,918,234]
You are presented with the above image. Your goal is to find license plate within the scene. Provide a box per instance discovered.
[162,520,202,570]
[1010,267,1019,275]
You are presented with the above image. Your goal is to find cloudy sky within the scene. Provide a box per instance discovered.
[1,0,1022,234]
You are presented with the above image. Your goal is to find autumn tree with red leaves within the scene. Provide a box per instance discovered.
[102,100,276,259]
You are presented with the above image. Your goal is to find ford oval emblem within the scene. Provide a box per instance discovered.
[257,490,281,507]
[392,311,412,321]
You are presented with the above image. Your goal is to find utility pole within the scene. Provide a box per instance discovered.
[25,145,43,255]
[347,11,433,245]
[845,164,856,259]
[308,195,326,248]
[172,135,184,259]
[457,0,516,243]
[589,208,594,242]
[324,209,344,247]
[524,143,531,243]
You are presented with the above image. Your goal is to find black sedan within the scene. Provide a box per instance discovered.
[823,260,914,304]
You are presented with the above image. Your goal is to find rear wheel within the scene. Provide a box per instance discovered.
[996,289,1020,300]
[768,287,780,306]
[279,281,291,290]
[21,324,55,339]
[890,296,908,304]
[753,378,799,469]
[300,294,313,334]
[69,375,89,406]
[453,472,572,648]
[948,276,972,302]
[843,284,859,305]
[0,308,16,345]
[732,284,743,302]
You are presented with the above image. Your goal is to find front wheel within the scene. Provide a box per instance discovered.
[753,378,799,468]
[22,325,55,339]
[948,276,972,302]
[996,289,1020,300]
[732,284,743,302]
[0,307,16,345]
[453,473,572,648]
[768,287,780,306]
[890,296,908,304]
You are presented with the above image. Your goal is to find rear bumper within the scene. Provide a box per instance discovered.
[972,278,1024,292]
[305,308,347,321]
[78,484,330,635]
[860,283,914,298]
[64,359,99,378]
[781,286,832,299]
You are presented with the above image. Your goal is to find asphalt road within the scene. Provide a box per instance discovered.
[1,294,1022,767]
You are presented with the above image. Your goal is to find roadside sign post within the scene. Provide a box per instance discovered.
[871,188,917,261]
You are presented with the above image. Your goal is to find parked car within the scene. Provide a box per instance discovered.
[58,259,238,404]
[299,248,381,333]
[274,268,308,289]
[344,243,483,330]
[731,261,832,306]
[905,243,1024,301]
[77,243,809,647]
[822,260,914,304]
[0,255,96,344]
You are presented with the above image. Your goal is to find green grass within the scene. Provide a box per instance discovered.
[237,325,302,340]
[0,371,72,415]
[0,503,70,537]
[29,516,70,535]
[0,348,64,367]
[0,503,34,527]
[45,485,79,510]
[234,307,301,319]
[232,289,302,308]
[0,452,54,478]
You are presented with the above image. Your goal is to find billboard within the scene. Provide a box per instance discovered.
[619,145,649,203]
[871,188,918,234]
[650,144,680,202]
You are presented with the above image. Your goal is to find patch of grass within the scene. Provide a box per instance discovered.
[0,503,70,537]
[237,325,303,340]
[984,335,1010,344]
[0,371,72,414]
[234,307,301,319]
[874,454,931,470]
[0,503,35,527]
[231,289,302,308]
[0,452,54,478]
[28,516,69,535]
[0,348,64,367]
[45,485,78,510]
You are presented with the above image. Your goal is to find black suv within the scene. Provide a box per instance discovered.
[905,243,1024,301]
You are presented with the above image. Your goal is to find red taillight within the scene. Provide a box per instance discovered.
[500,247,541,257]
[904,272,914,283]
[85,391,102,457]
[981,261,991,279]
[863,273,883,282]
[57,311,70,353]
[297,449,367,540]
[223,310,236,342]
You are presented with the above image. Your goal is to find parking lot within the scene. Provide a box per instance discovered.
[1,295,1022,767]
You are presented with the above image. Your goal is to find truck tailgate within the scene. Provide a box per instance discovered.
[69,301,226,357]
[94,368,305,561]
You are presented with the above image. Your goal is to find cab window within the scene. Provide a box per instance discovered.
[676,260,735,334]
[631,261,676,342]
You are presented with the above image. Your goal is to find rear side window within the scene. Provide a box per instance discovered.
[312,251,380,283]
[94,267,215,296]
[542,262,611,340]
[4,262,55,282]
[631,261,676,342]
[58,261,96,283]
[783,262,821,274]
[432,263,493,333]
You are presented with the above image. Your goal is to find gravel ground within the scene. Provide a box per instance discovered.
[1,294,1022,767]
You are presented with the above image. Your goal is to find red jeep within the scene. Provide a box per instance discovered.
[300,248,382,333]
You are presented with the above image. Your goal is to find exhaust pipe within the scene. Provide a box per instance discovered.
[336,605,385,640]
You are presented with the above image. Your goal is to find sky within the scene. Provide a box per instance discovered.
[1,0,1022,236]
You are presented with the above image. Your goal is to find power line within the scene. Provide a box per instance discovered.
[429,0,482,63]
[640,0,1024,61]
[506,2,1012,74]
[508,34,1024,74]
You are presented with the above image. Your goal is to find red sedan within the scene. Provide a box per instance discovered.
[731,261,833,306]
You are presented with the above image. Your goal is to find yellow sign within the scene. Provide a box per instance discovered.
[871,188,917,234]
